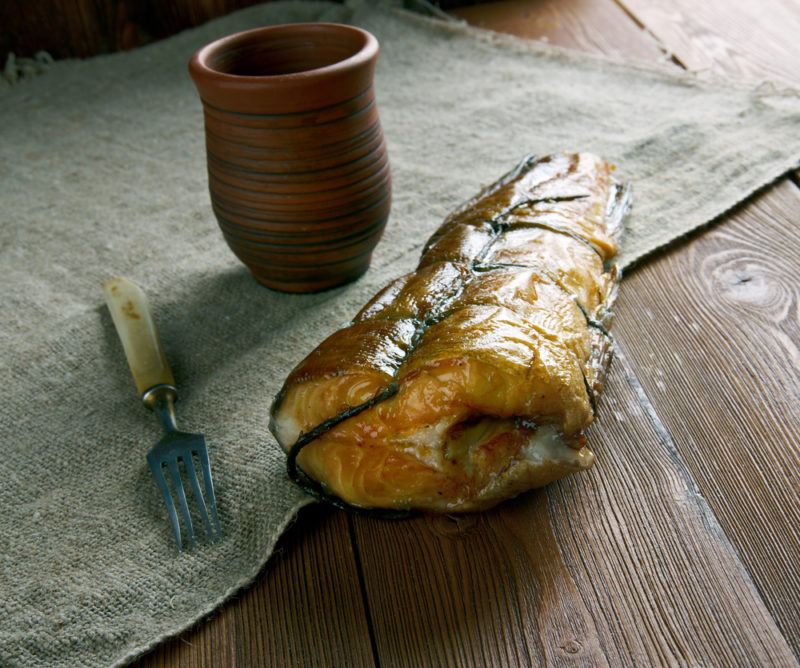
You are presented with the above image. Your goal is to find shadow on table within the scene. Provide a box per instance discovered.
[97,264,351,396]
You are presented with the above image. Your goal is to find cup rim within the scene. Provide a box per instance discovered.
[189,23,378,86]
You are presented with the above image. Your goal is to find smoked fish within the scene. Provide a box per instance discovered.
[270,153,630,513]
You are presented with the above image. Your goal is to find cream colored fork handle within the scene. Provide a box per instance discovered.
[103,276,175,404]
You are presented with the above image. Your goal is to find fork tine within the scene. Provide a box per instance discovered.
[183,452,214,541]
[166,459,195,549]
[147,454,182,551]
[195,447,222,537]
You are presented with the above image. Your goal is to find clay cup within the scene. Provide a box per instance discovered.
[189,24,391,292]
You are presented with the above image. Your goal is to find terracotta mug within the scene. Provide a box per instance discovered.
[189,24,391,292]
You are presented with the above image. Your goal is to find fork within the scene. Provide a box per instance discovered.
[103,276,222,551]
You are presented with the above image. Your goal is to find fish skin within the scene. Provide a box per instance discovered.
[270,152,629,512]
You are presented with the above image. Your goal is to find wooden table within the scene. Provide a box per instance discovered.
[137,1,800,665]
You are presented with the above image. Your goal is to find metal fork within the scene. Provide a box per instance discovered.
[104,276,222,551]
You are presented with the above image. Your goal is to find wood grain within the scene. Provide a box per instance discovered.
[616,0,800,85]
[135,506,375,668]
[596,0,800,651]
[353,356,797,666]
[451,0,665,61]
[0,0,281,60]
[0,0,106,60]
[614,178,800,651]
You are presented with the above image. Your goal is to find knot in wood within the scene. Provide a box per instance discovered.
[559,639,583,656]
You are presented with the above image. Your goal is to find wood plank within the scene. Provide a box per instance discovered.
[353,356,797,666]
[0,0,106,60]
[614,179,800,652]
[616,0,800,86]
[451,0,665,61]
[0,0,273,61]
[587,0,800,651]
[134,506,375,668]
[351,1,798,664]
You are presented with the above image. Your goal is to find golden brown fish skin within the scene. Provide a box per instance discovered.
[353,262,468,323]
[270,152,629,513]
[423,152,618,267]
[271,318,416,447]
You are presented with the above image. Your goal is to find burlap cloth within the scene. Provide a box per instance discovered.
[1,1,799,665]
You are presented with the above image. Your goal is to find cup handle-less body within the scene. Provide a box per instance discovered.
[103,276,176,409]
[188,24,390,293]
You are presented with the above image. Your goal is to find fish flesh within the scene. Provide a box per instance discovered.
[270,153,630,513]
